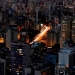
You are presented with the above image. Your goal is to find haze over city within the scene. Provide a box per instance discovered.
[0,0,75,75]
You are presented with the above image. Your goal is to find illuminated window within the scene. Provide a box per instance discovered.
[63,21,65,23]
[62,34,65,37]
[18,33,20,40]
[72,26,75,27]
[63,24,67,26]
[21,32,26,35]
[62,29,65,31]
[17,49,22,54]
[0,38,4,43]
[17,72,19,75]
[72,34,74,36]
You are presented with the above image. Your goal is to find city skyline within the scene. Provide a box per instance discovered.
[0,0,75,75]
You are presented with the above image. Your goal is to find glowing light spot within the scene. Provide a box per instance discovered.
[0,38,4,43]
[18,33,20,40]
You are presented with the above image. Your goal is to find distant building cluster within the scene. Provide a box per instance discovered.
[0,0,75,75]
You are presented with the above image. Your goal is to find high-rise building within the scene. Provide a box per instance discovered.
[42,19,61,47]
[55,64,65,75]
[69,50,75,68]
[6,28,11,50]
[6,26,18,50]
[55,47,74,75]
[10,42,30,75]
[0,58,6,75]
[0,62,5,75]
[47,32,56,47]
[60,16,75,48]
[58,48,72,68]
[72,19,75,42]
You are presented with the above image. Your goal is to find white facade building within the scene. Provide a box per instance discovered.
[58,47,74,68]
[55,47,74,75]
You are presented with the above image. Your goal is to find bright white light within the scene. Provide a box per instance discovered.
[40,24,43,27]
[17,49,22,53]
[60,71,63,74]
[17,72,19,75]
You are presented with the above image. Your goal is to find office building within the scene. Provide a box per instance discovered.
[60,16,75,48]
[0,62,5,75]
[55,47,74,75]
[55,64,65,75]
[6,29,11,50]
[0,58,6,75]
[69,50,75,68]
[11,42,30,75]
[58,51,70,68]
[46,32,56,47]
[58,47,74,68]
[72,19,75,42]
[6,26,18,50]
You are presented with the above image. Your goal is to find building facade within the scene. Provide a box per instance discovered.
[6,26,18,50]
[69,50,75,68]
[60,16,75,48]
[10,42,30,75]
